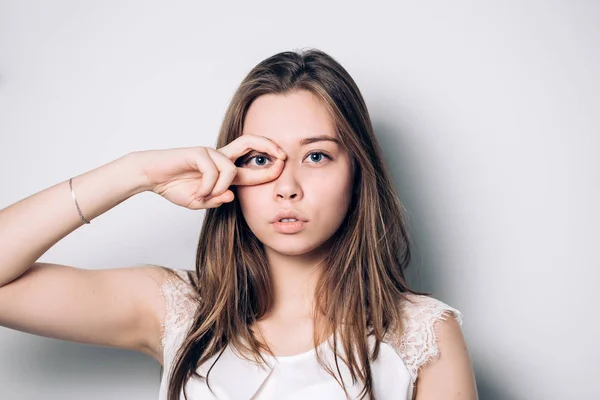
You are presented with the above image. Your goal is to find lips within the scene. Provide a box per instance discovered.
[271,209,309,223]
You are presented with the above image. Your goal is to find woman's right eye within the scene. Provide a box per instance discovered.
[240,153,273,168]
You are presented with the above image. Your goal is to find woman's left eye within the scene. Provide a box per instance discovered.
[305,151,331,163]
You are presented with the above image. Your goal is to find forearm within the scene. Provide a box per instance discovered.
[0,152,149,287]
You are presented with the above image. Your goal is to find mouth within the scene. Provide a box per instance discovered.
[272,219,306,234]
[278,218,299,222]
[271,210,308,224]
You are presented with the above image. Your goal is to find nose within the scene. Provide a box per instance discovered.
[274,161,303,201]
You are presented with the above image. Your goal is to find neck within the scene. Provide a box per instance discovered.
[263,244,328,319]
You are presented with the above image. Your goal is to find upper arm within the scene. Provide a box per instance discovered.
[414,311,478,400]
[0,262,171,364]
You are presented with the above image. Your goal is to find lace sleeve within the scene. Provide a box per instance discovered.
[158,269,199,353]
[388,294,464,384]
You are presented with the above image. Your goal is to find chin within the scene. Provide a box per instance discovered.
[261,236,328,257]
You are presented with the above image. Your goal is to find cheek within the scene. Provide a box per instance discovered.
[323,162,353,193]
[312,172,353,210]
[236,186,265,218]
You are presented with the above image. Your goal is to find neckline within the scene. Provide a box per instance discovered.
[260,332,335,363]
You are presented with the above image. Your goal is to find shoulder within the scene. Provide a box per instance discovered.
[159,268,198,303]
[149,267,199,363]
[385,293,477,399]
[385,293,464,384]
[134,265,198,316]
[398,293,463,326]
[158,268,199,328]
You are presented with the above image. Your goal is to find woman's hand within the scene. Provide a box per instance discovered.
[136,134,287,210]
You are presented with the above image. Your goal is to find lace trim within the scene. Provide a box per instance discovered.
[158,269,198,353]
[387,294,464,384]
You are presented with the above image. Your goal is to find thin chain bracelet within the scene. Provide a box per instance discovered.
[69,177,91,224]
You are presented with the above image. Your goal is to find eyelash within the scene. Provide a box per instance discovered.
[242,151,332,166]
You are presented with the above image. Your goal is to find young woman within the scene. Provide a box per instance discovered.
[0,49,477,399]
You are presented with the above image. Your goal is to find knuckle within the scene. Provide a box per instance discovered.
[224,166,238,178]
[197,146,208,157]
[203,171,218,181]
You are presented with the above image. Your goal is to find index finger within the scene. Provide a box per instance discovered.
[217,134,286,163]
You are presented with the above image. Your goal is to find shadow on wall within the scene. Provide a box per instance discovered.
[475,371,521,400]
[372,117,449,294]
[0,331,160,398]
[373,118,515,400]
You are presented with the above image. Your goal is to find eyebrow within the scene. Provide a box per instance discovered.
[300,135,340,146]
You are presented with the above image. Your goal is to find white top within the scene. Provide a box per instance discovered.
[158,270,463,400]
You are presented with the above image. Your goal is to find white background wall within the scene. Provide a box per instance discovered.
[1,1,598,399]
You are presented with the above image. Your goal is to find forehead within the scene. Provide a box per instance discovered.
[242,89,336,145]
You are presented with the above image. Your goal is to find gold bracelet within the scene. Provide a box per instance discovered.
[69,177,91,224]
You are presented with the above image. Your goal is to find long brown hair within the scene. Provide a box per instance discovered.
[166,48,425,400]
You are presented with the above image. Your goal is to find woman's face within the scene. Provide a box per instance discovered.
[236,89,354,257]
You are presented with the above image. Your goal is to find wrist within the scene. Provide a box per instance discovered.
[121,151,153,194]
